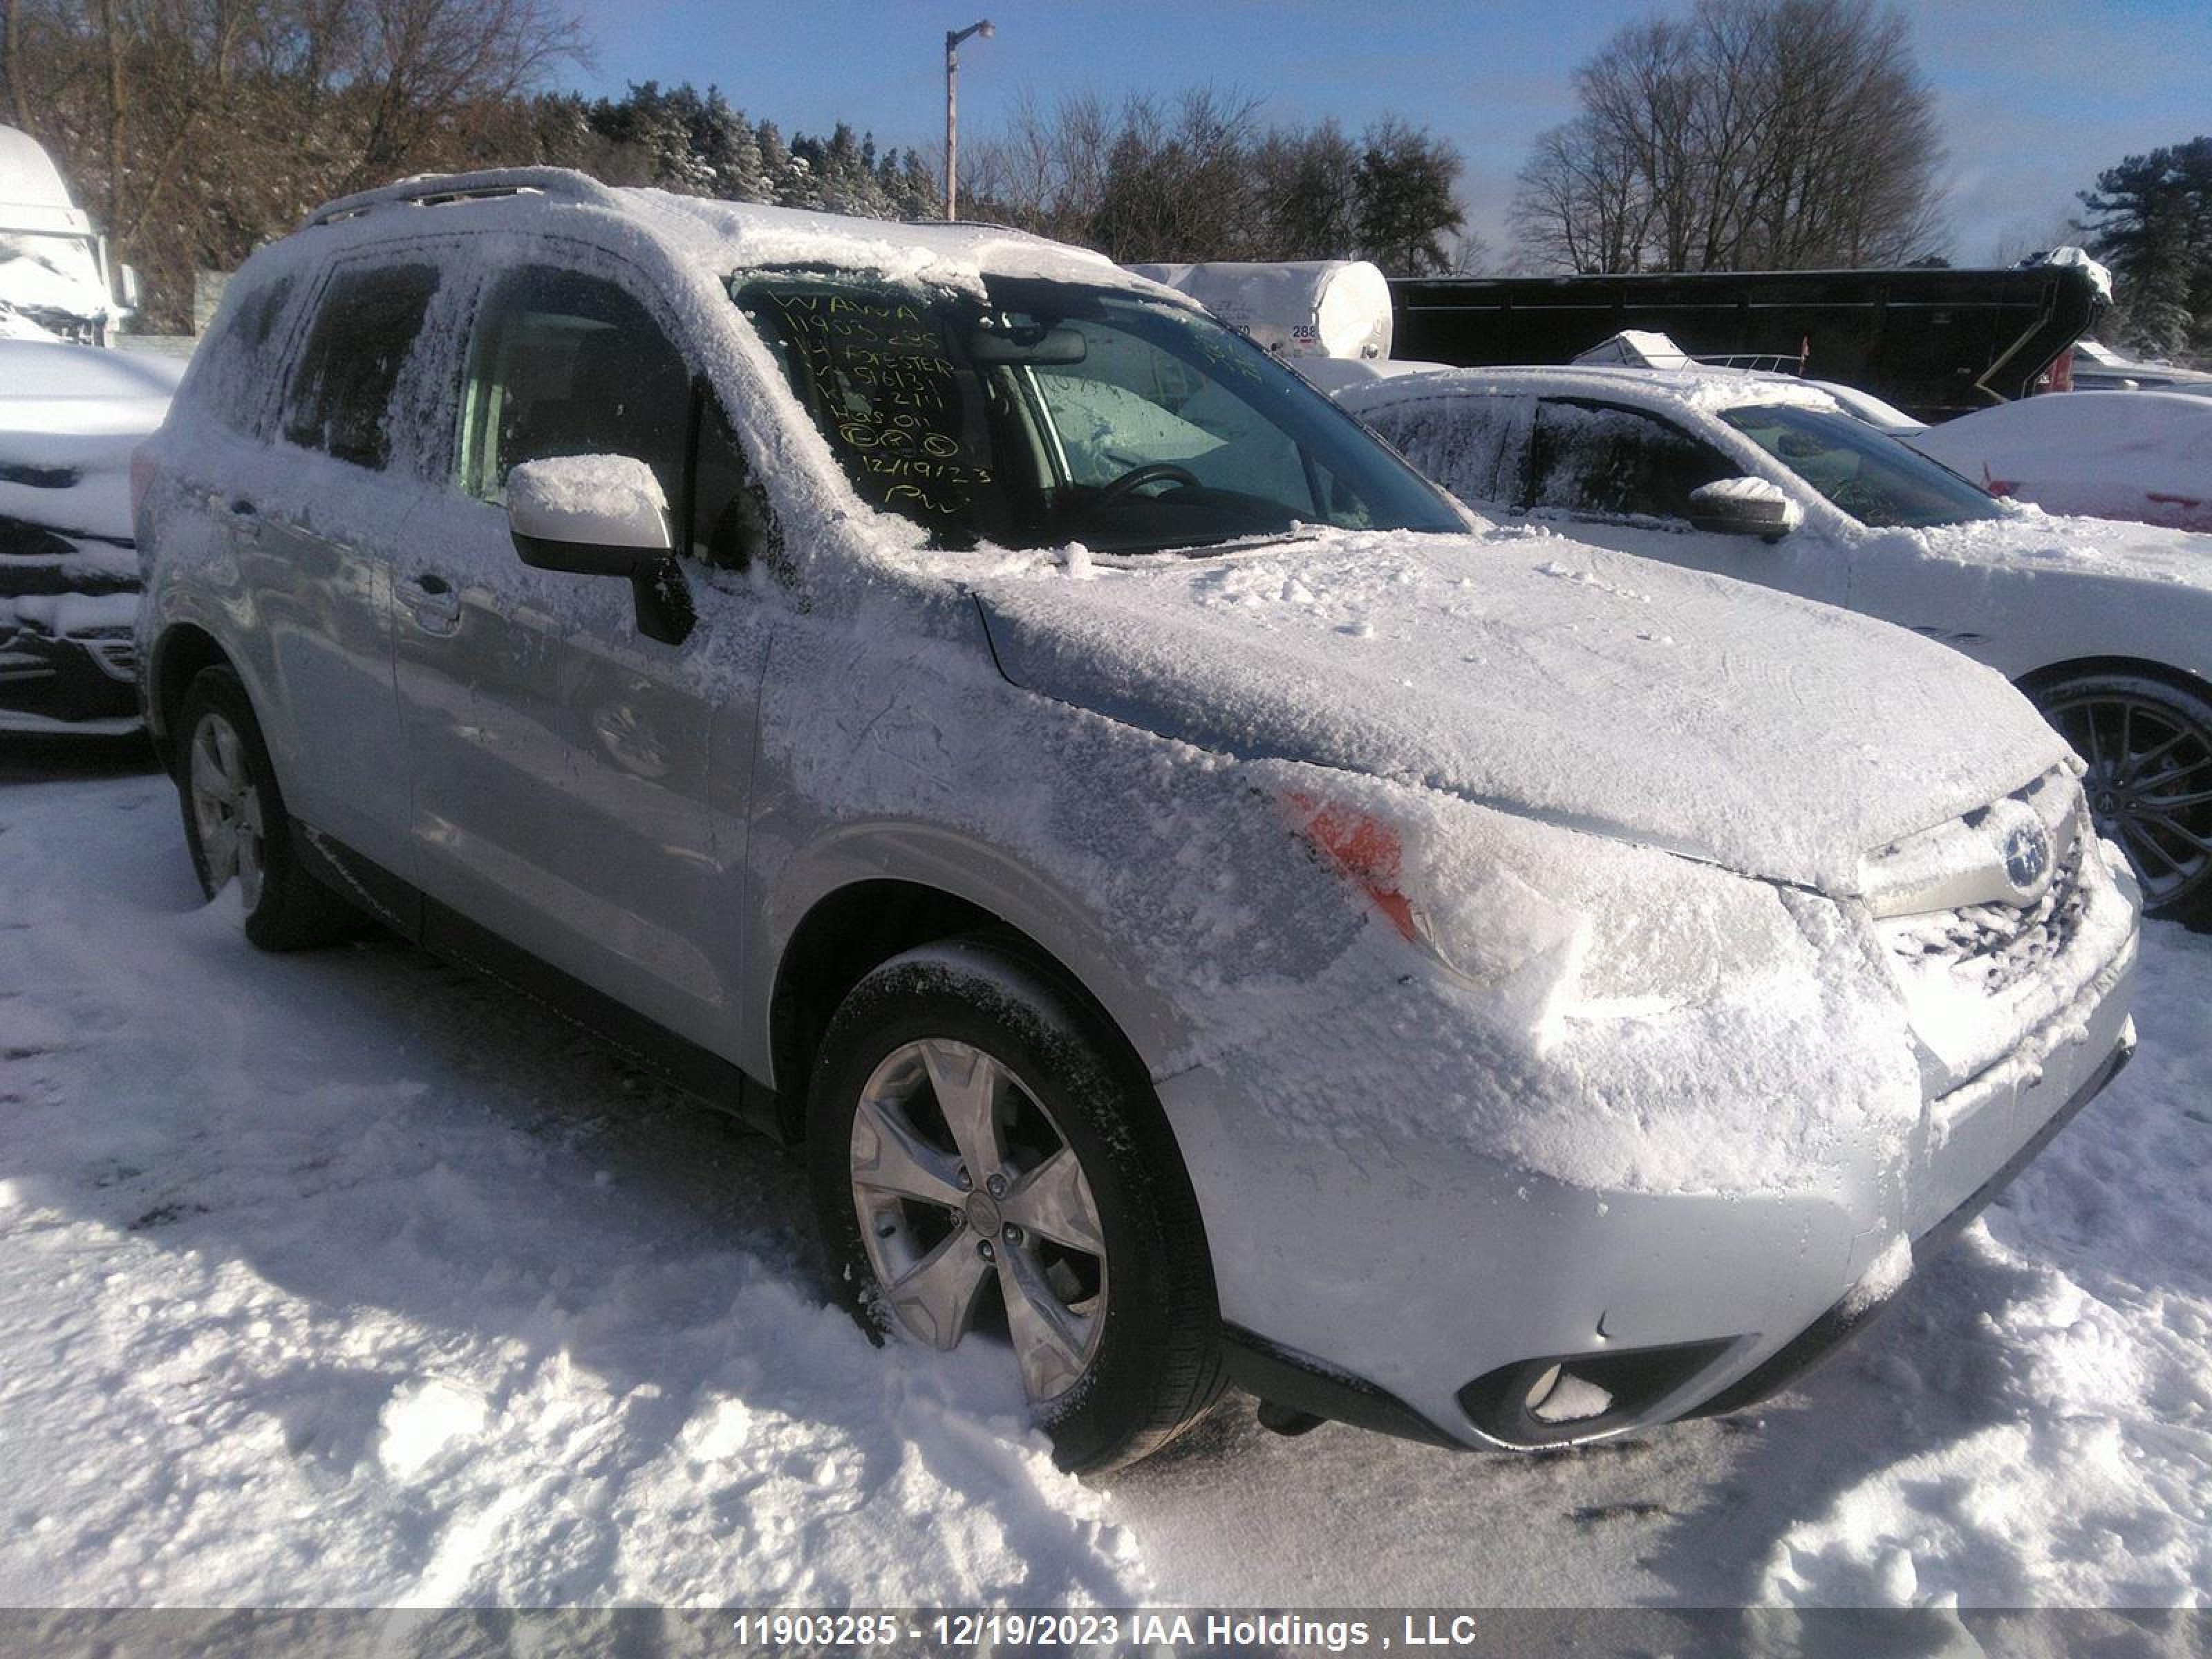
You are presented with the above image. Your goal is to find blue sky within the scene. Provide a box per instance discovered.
[561,0,2212,265]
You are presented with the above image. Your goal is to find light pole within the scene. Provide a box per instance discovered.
[944,19,994,220]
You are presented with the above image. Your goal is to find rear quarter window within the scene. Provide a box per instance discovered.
[180,271,301,440]
[281,262,442,471]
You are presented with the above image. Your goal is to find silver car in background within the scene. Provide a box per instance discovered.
[136,171,2137,1470]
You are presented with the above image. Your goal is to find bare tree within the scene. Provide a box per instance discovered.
[6,0,583,328]
[1512,0,1945,273]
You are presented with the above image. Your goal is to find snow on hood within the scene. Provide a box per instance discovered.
[1895,508,2212,587]
[971,526,2066,894]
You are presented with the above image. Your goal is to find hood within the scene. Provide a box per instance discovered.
[1903,511,2212,586]
[971,527,2068,894]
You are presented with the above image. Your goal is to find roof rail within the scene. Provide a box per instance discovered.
[300,167,624,232]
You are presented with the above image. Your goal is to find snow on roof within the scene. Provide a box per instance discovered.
[292,168,1180,301]
[1571,329,1695,369]
[2016,245,2114,305]
[0,124,73,212]
[1337,360,1846,416]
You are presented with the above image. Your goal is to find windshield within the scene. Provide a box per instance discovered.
[0,231,109,324]
[731,271,1463,554]
[1718,402,2005,528]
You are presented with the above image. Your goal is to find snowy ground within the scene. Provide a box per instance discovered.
[2,738,2208,1614]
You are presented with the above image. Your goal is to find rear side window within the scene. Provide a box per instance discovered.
[1524,399,1734,521]
[1362,393,1526,507]
[282,263,441,470]
[185,272,298,439]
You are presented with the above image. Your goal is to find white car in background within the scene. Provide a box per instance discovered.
[1909,389,2212,534]
[1337,364,2212,923]
[1,337,182,731]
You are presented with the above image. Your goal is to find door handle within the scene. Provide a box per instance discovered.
[400,572,463,633]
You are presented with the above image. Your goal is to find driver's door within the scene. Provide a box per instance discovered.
[1518,397,1848,608]
[393,256,771,1049]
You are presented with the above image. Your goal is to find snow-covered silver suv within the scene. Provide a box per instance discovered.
[135,170,2140,1470]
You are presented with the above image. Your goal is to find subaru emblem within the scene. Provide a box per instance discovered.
[2002,822,2051,895]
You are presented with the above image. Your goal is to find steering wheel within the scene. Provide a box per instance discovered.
[1828,477,1888,521]
[1096,461,1201,506]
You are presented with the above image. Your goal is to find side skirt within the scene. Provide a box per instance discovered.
[292,827,787,1141]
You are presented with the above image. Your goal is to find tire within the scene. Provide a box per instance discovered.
[2033,668,2212,928]
[174,665,360,951]
[806,936,1224,1472]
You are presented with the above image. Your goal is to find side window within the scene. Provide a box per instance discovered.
[458,266,691,509]
[1363,394,1526,508]
[188,272,298,439]
[281,263,440,469]
[1525,400,1735,521]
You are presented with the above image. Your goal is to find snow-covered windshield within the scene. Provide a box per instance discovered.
[731,271,1462,554]
[1718,402,2005,529]
[0,230,109,333]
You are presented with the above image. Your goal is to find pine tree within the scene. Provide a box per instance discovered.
[1355,118,1465,275]
[2079,138,2212,359]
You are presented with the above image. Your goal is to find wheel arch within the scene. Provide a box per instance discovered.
[145,621,235,770]
[765,873,1173,1147]
[2015,653,2212,706]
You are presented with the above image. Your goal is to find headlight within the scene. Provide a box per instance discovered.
[1282,780,1818,1051]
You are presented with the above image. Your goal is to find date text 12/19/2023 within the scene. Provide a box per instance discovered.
[727,1612,1488,1651]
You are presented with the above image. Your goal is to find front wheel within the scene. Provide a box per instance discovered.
[2034,669,2212,926]
[806,937,1223,1472]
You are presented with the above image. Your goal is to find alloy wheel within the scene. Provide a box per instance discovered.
[849,1038,1107,1404]
[188,710,266,911]
[2047,691,2212,908]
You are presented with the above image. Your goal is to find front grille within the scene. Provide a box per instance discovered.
[1880,831,2088,999]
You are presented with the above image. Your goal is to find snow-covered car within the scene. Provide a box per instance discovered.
[1338,364,2212,924]
[135,169,2139,1470]
[1907,389,2212,534]
[1,337,182,731]
[2066,337,2212,397]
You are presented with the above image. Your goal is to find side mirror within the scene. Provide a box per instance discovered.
[116,264,142,310]
[1687,476,1803,541]
[507,454,693,645]
[508,453,672,574]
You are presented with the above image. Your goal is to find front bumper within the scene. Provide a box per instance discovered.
[1166,923,2139,1452]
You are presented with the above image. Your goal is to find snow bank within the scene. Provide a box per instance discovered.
[0,776,1140,1608]
[3,767,2207,1613]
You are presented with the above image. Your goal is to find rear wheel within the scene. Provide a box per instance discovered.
[175,666,359,950]
[807,937,1223,1472]
[2035,670,2212,926]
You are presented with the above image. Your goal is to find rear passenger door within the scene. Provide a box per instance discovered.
[250,253,450,883]
[393,255,774,1052]
[1517,397,1847,606]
